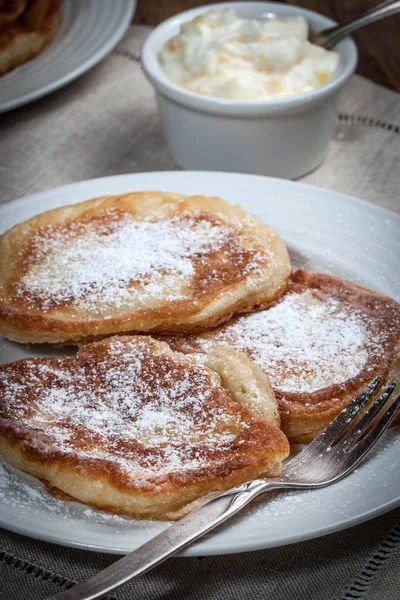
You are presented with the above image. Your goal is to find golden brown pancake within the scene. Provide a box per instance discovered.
[0,0,61,76]
[166,270,400,443]
[0,335,289,520]
[0,1,29,29]
[22,0,55,28]
[0,192,291,344]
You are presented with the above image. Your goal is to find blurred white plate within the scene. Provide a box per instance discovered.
[0,0,136,113]
[0,171,399,555]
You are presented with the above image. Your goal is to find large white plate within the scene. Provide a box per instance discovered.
[0,172,399,556]
[0,0,136,114]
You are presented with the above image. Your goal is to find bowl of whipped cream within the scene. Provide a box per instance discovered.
[142,2,357,179]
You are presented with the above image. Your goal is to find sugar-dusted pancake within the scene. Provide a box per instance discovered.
[167,270,400,443]
[0,192,291,344]
[0,336,289,520]
[0,0,61,76]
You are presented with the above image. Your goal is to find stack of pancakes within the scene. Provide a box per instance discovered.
[0,0,61,76]
[0,192,399,519]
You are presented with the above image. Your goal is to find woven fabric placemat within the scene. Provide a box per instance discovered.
[0,25,399,600]
[1,510,400,600]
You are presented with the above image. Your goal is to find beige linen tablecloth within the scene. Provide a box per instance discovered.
[0,25,399,600]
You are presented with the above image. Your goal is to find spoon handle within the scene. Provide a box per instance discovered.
[312,0,400,49]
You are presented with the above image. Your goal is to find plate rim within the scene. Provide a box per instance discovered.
[0,170,398,556]
[0,479,399,556]
[1,170,399,223]
[0,0,137,114]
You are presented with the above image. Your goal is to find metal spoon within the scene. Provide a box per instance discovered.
[311,0,400,49]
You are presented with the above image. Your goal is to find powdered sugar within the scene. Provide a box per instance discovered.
[16,210,258,312]
[203,290,372,393]
[0,337,246,485]
[0,458,134,529]
[0,429,398,550]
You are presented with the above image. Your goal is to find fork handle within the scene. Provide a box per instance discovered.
[49,479,288,600]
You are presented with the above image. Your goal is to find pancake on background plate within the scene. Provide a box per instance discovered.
[0,0,62,76]
[0,192,291,344]
[167,270,400,443]
[0,335,289,520]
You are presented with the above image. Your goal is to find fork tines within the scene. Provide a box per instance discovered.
[340,382,397,451]
[311,376,383,449]
[349,391,400,458]
[284,378,399,479]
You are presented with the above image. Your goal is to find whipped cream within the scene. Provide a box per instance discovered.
[160,9,340,100]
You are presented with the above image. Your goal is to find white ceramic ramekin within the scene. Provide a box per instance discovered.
[142,2,357,179]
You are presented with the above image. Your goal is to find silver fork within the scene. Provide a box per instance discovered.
[50,377,400,600]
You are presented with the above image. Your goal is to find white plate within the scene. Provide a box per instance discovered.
[0,0,136,114]
[0,172,399,556]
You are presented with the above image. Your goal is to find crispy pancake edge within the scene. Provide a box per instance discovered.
[0,192,291,343]
[166,270,400,443]
[0,336,289,520]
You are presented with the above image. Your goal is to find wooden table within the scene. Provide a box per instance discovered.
[135,0,400,92]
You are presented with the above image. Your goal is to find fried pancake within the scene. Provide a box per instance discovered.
[0,0,29,29]
[0,336,289,520]
[0,0,61,76]
[0,192,291,344]
[22,0,55,28]
[166,270,400,443]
